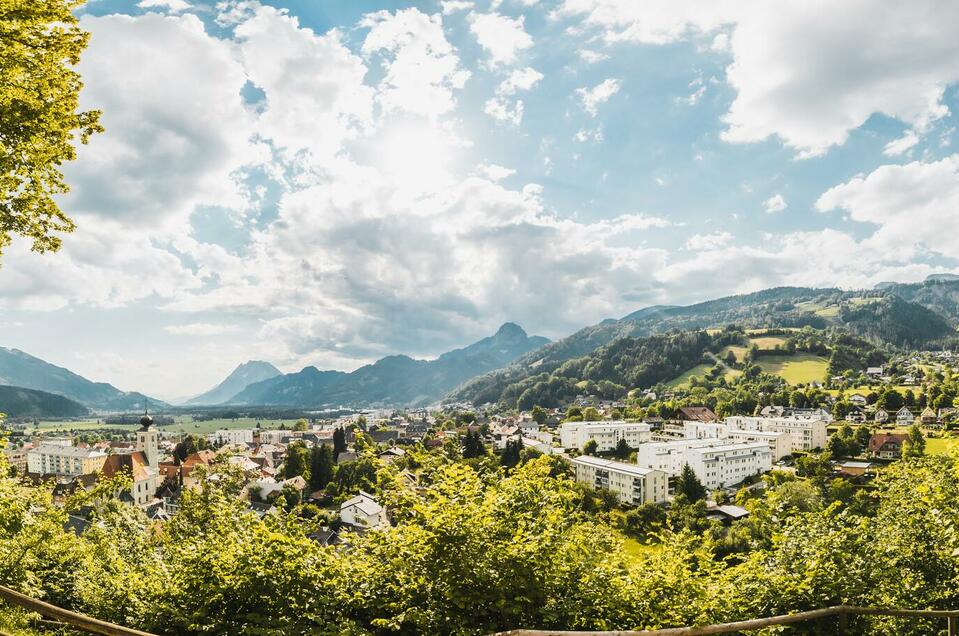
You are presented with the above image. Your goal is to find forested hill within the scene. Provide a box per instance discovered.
[449,284,958,406]
[0,385,90,418]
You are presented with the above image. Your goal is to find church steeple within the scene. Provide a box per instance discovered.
[136,400,159,468]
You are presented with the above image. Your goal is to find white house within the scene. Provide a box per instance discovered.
[723,415,828,452]
[849,394,868,406]
[559,421,651,452]
[340,491,388,529]
[570,456,667,505]
[896,407,916,425]
[636,439,772,491]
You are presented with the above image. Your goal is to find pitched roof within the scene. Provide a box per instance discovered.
[101,452,154,482]
[868,433,908,453]
[677,406,718,422]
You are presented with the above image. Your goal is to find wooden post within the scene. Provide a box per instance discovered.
[948,616,957,636]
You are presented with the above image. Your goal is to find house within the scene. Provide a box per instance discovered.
[677,407,718,423]
[706,504,750,525]
[836,461,876,477]
[873,409,890,424]
[868,433,908,459]
[866,366,884,376]
[896,407,915,425]
[846,407,866,423]
[340,491,388,529]
[101,452,160,508]
[378,447,406,464]
[849,394,868,406]
[921,407,939,426]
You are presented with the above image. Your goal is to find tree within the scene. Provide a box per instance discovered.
[462,429,487,459]
[333,427,347,457]
[902,424,925,458]
[294,419,309,432]
[500,438,522,469]
[283,441,310,479]
[582,439,598,455]
[613,438,631,460]
[0,0,103,261]
[531,405,547,426]
[582,407,602,421]
[675,464,706,502]
[173,434,209,464]
[308,443,334,491]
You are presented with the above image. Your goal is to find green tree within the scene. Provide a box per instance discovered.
[0,0,103,260]
[333,427,347,457]
[294,419,309,432]
[531,405,547,426]
[582,439,598,455]
[582,406,601,421]
[613,437,631,459]
[283,441,310,479]
[902,424,925,458]
[675,464,706,502]
[462,429,488,459]
[500,438,522,469]
[308,443,334,491]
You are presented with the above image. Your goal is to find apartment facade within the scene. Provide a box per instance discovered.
[207,428,255,446]
[27,444,107,476]
[636,438,772,491]
[571,455,667,505]
[724,415,828,452]
[560,421,651,452]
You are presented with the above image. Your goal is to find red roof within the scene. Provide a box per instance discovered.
[868,433,908,453]
[678,407,718,422]
[101,452,151,481]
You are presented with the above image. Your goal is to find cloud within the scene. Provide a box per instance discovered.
[816,155,959,259]
[685,232,734,250]
[165,322,240,336]
[484,66,543,124]
[476,164,517,181]
[559,0,959,157]
[137,0,191,11]
[441,0,473,14]
[578,49,609,63]
[361,8,470,119]
[763,194,787,213]
[576,78,621,116]
[883,130,920,157]
[468,12,533,66]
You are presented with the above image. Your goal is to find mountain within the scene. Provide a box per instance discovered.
[449,285,958,406]
[0,385,90,418]
[229,323,549,407]
[0,347,166,412]
[186,361,282,405]
[228,366,348,406]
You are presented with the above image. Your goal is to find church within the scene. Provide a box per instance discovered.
[100,412,161,508]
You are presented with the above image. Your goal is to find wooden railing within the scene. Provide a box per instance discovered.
[496,605,959,635]
[0,584,157,636]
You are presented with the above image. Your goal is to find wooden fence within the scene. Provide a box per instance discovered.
[495,605,959,635]
[0,584,157,636]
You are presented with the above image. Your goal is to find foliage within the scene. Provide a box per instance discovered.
[675,464,706,502]
[0,0,103,260]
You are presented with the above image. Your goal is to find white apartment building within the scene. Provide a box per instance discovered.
[207,429,255,446]
[27,444,107,476]
[636,439,772,491]
[723,429,792,461]
[560,421,651,452]
[571,456,667,505]
[724,415,828,452]
[683,422,727,440]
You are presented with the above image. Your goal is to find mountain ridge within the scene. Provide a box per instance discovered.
[186,360,282,405]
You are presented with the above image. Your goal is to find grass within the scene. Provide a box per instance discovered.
[757,354,829,385]
[749,336,788,349]
[667,364,741,388]
[25,416,303,436]
[720,345,749,363]
[925,437,959,456]
[814,306,841,318]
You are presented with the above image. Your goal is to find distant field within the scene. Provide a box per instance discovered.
[26,416,302,436]
[757,354,829,384]
[720,345,749,363]
[667,364,741,388]
[925,437,959,455]
[825,385,919,397]
[814,306,841,318]
[750,336,788,349]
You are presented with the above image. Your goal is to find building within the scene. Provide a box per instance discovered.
[723,429,792,461]
[636,439,772,491]
[207,429,255,446]
[559,421,651,452]
[896,407,916,425]
[3,446,29,473]
[27,444,107,476]
[874,409,890,424]
[868,433,908,459]
[101,413,161,507]
[570,456,667,505]
[723,415,828,452]
[682,421,727,439]
[677,407,719,423]
[340,491,388,529]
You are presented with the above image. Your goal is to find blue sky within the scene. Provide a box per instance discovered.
[2,0,959,399]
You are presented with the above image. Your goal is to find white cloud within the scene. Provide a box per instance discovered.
[816,155,959,259]
[763,194,787,213]
[235,4,374,161]
[165,322,240,336]
[685,232,734,251]
[362,8,470,119]
[578,49,609,63]
[574,127,604,143]
[576,78,621,116]
[468,12,533,66]
[484,66,542,124]
[883,130,920,156]
[476,164,516,181]
[138,0,191,11]
[441,0,474,14]
[560,0,959,157]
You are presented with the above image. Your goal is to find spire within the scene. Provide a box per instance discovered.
[139,398,153,430]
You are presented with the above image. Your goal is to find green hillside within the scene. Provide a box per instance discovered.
[0,385,89,418]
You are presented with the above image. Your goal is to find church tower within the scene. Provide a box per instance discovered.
[136,409,159,468]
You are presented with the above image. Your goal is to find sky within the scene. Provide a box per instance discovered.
[2,0,959,400]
